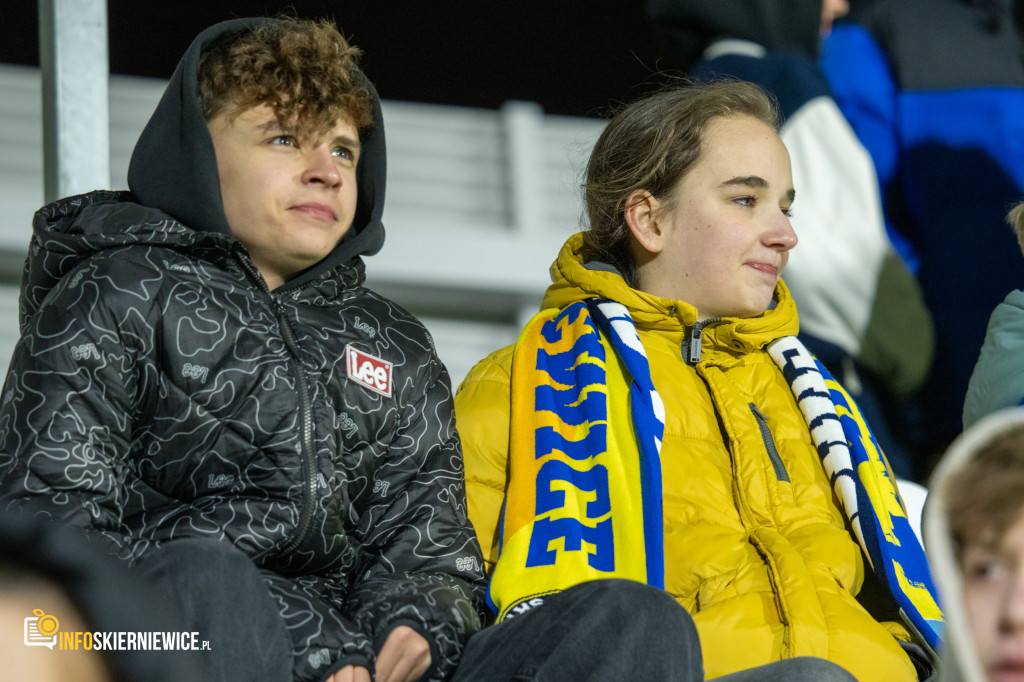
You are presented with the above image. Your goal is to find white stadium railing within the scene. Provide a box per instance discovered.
[0,63,607,385]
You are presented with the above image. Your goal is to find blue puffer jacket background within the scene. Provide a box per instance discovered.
[821,0,1024,467]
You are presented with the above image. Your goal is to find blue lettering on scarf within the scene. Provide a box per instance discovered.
[526,516,614,571]
[525,305,614,572]
[535,424,608,461]
[535,459,611,518]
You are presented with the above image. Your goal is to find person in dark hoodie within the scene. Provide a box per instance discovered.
[0,16,485,682]
[645,0,936,481]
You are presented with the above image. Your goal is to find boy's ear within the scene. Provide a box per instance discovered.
[624,190,665,255]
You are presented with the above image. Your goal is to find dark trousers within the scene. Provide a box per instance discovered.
[453,579,857,682]
[135,538,292,682]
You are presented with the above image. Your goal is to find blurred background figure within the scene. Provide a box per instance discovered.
[821,0,1024,477]
[0,512,198,682]
[925,407,1024,682]
[644,0,934,479]
[964,201,1024,429]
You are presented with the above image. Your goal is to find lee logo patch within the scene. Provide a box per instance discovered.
[346,345,393,397]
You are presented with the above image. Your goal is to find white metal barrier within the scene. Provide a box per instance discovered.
[0,64,607,385]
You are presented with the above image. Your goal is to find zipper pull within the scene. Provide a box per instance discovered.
[685,324,703,365]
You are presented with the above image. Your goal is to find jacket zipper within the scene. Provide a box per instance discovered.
[234,251,317,557]
[682,318,721,365]
[749,403,789,482]
[276,297,318,556]
[680,312,792,650]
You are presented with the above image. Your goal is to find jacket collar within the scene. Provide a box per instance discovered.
[540,232,800,354]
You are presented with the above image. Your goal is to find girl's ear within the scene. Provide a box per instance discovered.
[624,189,666,255]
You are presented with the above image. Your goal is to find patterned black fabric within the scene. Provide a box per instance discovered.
[0,191,486,680]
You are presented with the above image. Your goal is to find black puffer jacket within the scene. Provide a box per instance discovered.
[0,17,484,682]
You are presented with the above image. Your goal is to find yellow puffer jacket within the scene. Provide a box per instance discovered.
[455,234,918,680]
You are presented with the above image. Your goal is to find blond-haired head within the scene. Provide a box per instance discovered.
[1008,200,1024,257]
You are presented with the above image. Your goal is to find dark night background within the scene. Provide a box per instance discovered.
[2,1,668,118]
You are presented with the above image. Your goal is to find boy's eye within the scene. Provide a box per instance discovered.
[270,135,297,147]
[964,554,1010,583]
[332,147,354,161]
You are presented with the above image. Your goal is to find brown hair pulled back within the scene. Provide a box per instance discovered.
[582,80,780,287]
[198,18,373,138]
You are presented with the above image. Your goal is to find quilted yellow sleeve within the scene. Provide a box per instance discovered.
[454,344,515,576]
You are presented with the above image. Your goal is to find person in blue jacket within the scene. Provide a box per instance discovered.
[821,0,1024,471]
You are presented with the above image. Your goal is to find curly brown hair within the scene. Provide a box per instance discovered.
[198,18,373,138]
[582,80,779,287]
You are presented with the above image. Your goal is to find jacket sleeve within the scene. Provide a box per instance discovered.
[0,266,134,556]
[963,289,1024,429]
[346,344,486,680]
[262,571,377,682]
[452,345,515,577]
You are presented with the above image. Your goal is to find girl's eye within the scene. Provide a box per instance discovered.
[782,207,794,218]
[734,196,754,208]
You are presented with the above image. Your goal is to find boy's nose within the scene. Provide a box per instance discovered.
[1001,575,1024,630]
[302,149,341,187]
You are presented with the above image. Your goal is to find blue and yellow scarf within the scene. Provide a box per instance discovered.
[489,299,943,653]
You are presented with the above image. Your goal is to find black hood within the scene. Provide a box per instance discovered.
[127,17,386,289]
[646,0,822,72]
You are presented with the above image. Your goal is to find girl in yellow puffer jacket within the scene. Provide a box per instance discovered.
[453,80,936,681]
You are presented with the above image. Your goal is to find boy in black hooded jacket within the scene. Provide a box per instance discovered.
[0,17,485,682]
